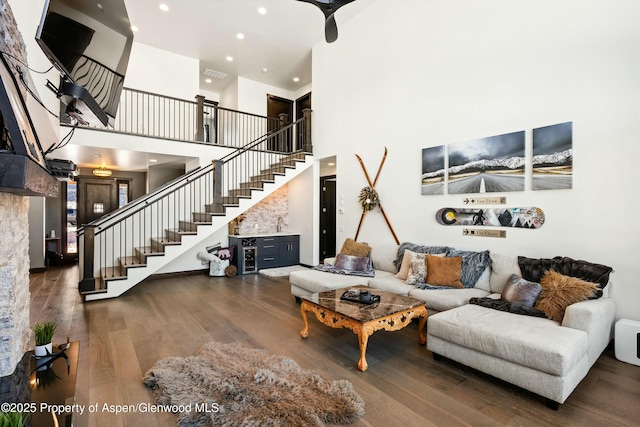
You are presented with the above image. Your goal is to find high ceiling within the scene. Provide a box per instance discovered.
[124,0,375,93]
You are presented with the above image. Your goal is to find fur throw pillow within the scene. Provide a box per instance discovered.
[535,270,598,322]
[339,238,371,257]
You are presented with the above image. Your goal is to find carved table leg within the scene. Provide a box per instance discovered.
[417,307,427,345]
[300,302,310,338]
[356,326,372,372]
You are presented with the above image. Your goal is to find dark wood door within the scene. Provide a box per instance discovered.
[77,177,118,226]
[319,175,336,262]
[267,94,293,152]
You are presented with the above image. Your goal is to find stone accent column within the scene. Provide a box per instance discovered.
[0,193,32,376]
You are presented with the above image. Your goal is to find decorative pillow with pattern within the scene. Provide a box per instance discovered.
[405,251,427,285]
[394,242,450,271]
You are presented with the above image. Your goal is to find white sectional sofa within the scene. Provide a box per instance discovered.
[289,241,616,408]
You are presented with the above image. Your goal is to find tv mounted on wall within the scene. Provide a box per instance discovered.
[35,0,134,127]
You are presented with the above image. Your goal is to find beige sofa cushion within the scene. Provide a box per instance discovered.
[490,252,522,293]
[427,304,589,376]
[408,288,489,312]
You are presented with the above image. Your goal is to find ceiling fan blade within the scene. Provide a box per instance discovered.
[325,14,338,43]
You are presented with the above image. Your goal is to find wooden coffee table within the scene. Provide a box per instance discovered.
[300,286,427,371]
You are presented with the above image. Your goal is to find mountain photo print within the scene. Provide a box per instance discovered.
[447,131,525,194]
[421,145,445,195]
[532,122,573,190]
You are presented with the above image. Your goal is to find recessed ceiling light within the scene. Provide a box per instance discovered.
[293,77,300,82]
[226,56,233,62]
[97,3,103,11]
[328,162,335,166]
[205,78,212,83]
[94,153,101,159]
[258,7,267,15]
[149,159,158,163]
[262,68,268,73]
[131,25,139,32]
[236,33,245,40]
[159,4,169,12]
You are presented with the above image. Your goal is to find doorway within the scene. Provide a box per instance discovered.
[266,94,293,152]
[76,177,118,226]
[319,175,337,261]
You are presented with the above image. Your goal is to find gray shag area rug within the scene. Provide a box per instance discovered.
[143,341,365,427]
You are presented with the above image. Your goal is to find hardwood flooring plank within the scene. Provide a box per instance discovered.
[27,265,640,426]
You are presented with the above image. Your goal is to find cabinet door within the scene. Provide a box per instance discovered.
[283,236,300,266]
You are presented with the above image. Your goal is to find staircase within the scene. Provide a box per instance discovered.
[78,117,312,301]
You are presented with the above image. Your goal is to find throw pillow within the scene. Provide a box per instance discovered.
[501,274,542,307]
[334,254,372,272]
[489,252,522,294]
[393,242,450,270]
[339,238,371,257]
[395,249,416,280]
[447,249,491,288]
[405,252,427,286]
[425,255,463,288]
[535,269,598,322]
[518,256,612,299]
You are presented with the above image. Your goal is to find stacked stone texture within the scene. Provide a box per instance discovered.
[238,184,289,235]
[0,0,33,377]
[0,194,31,377]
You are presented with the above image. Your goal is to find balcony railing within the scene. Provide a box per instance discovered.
[74,87,287,149]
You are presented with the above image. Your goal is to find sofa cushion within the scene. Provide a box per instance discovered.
[536,270,598,322]
[501,274,542,307]
[368,275,415,296]
[408,287,489,312]
[426,255,463,288]
[370,244,398,273]
[427,304,589,376]
[289,269,373,293]
[447,249,492,288]
[490,252,522,293]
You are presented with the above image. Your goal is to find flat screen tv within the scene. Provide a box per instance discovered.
[35,0,134,127]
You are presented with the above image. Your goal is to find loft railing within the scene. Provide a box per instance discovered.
[78,111,311,293]
[74,87,285,148]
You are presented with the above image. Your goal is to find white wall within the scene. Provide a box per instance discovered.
[237,77,296,116]
[300,0,640,321]
[124,43,199,100]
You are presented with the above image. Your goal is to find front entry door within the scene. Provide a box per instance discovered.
[77,177,118,226]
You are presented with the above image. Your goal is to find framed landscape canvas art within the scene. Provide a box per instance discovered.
[421,145,445,195]
[532,122,573,190]
[447,131,525,194]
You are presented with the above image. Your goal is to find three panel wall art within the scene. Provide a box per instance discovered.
[421,122,572,195]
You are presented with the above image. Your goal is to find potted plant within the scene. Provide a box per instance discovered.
[0,411,29,426]
[32,321,57,357]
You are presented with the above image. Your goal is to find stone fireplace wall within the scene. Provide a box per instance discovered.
[0,193,31,377]
[0,0,33,377]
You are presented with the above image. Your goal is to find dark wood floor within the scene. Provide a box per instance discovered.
[30,265,640,426]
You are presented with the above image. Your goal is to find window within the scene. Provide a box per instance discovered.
[118,182,129,207]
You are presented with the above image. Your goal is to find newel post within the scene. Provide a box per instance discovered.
[78,225,97,292]
[302,108,312,153]
[211,160,223,213]
[195,95,205,141]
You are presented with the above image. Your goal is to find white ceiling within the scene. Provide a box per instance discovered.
[124,0,375,93]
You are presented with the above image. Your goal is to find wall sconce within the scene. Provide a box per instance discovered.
[93,203,104,214]
[93,167,112,177]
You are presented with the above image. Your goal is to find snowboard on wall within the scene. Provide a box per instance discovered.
[436,207,545,229]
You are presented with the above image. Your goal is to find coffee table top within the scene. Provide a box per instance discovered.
[301,286,426,323]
